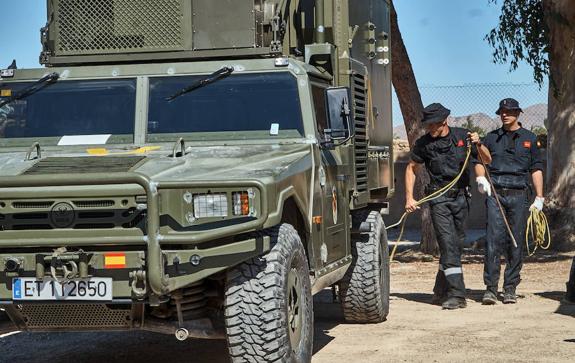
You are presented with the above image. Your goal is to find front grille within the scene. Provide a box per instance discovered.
[0,207,146,231]
[55,0,185,55]
[12,201,55,209]
[18,304,131,329]
[352,73,369,193]
[73,200,116,208]
[23,156,145,175]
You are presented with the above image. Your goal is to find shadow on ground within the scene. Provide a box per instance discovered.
[535,291,575,318]
[313,289,344,355]
[0,292,347,363]
[392,289,488,306]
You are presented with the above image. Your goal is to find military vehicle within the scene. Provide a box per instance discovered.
[0,0,394,361]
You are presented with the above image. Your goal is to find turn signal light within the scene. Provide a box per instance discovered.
[233,192,250,216]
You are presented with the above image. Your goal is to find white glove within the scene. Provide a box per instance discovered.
[530,197,545,212]
[476,176,492,197]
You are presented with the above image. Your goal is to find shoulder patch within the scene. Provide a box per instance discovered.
[523,141,532,148]
[457,140,465,147]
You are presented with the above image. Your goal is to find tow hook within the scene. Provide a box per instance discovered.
[47,248,87,283]
[130,270,147,298]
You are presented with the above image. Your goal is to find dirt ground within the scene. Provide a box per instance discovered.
[1,251,575,363]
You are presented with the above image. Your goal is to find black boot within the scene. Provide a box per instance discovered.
[431,293,447,306]
[503,287,517,304]
[482,287,498,305]
[442,297,467,310]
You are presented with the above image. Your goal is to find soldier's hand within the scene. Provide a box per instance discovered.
[468,132,481,145]
[405,197,420,213]
[476,176,492,196]
[530,196,545,212]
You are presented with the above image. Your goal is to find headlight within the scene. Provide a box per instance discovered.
[193,193,228,218]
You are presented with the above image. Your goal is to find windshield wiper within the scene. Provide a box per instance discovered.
[165,66,234,102]
[0,72,60,108]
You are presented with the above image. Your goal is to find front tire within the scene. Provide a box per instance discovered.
[339,210,390,323]
[224,224,313,363]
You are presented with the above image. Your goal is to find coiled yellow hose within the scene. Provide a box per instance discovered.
[525,208,551,256]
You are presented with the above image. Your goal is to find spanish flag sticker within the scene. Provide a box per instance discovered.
[104,253,126,269]
[523,141,532,148]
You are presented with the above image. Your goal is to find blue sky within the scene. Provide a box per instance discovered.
[0,1,547,122]
[393,0,538,85]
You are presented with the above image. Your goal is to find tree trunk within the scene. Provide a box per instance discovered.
[543,0,575,250]
[390,1,438,255]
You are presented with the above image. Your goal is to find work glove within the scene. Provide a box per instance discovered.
[476,176,491,197]
[530,197,545,212]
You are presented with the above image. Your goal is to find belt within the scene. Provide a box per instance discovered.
[426,186,465,199]
[494,187,527,196]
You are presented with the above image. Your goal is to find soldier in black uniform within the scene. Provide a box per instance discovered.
[474,98,544,305]
[405,103,492,310]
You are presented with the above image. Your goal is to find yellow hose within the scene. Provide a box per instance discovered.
[525,208,551,256]
[388,145,472,261]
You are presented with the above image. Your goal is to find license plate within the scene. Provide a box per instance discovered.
[12,278,113,301]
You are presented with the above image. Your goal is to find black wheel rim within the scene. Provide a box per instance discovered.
[287,267,303,353]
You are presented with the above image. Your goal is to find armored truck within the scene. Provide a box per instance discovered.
[0,0,394,361]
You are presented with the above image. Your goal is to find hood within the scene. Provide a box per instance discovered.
[0,143,312,184]
[137,143,312,182]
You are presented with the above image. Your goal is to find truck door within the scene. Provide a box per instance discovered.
[311,84,351,265]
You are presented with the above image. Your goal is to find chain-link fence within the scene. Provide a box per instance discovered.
[392,82,549,140]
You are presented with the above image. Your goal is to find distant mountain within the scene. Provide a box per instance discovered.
[393,124,407,140]
[391,103,548,140]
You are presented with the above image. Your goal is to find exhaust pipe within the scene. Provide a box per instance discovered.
[315,0,325,43]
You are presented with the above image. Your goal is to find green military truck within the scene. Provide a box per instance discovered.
[0,0,394,361]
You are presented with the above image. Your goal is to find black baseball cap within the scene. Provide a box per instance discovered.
[496,98,523,115]
[421,103,451,125]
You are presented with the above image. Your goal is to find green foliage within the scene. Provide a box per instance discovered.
[530,125,547,136]
[486,0,549,85]
[461,117,487,137]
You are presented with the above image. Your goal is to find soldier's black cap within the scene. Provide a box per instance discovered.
[421,103,451,125]
[496,98,523,115]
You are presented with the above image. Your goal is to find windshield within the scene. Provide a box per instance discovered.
[147,72,304,142]
[0,79,136,147]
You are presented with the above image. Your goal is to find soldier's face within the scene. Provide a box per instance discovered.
[426,120,448,138]
[500,109,520,126]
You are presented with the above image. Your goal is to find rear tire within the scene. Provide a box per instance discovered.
[339,210,390,323]
[224,224,313,363]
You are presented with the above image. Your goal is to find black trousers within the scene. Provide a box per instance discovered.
[484,190,528,292]
[566,257,575,301]
[569,257,575,286]
[430,193,469,299]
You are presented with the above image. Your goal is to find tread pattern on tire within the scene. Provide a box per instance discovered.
[224,224,313,363]
[339,210,390,323]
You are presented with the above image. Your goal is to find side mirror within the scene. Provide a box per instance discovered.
[322,87,353,148]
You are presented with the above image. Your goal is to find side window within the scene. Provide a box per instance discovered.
[312,85,328,134]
